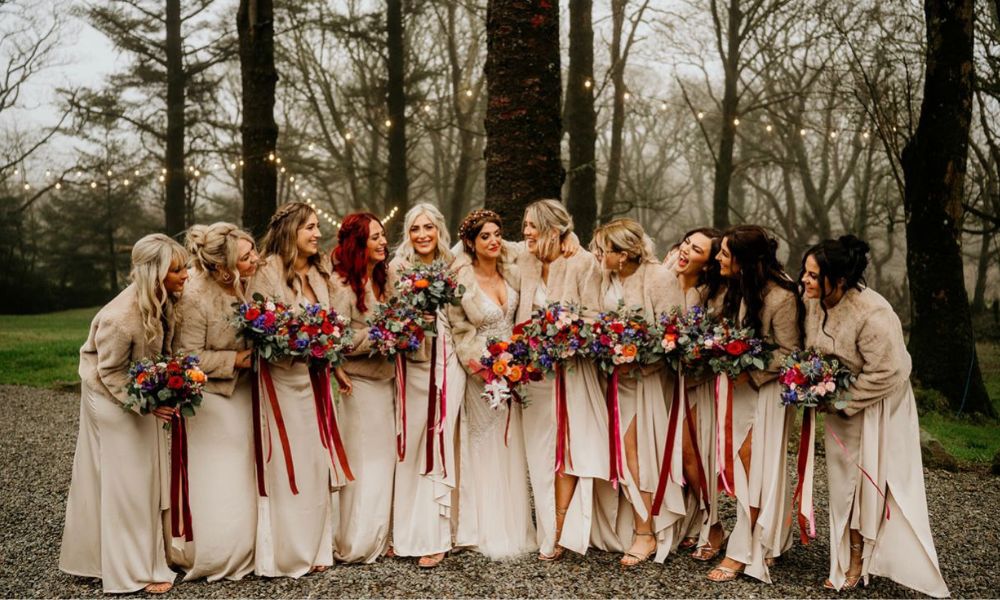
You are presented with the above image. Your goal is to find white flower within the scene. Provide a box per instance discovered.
[662,340,676,351]
[482,380,511,410]
[265,301,276,311]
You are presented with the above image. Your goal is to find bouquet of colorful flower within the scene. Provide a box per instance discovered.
[125,353,207,417]
[779,349,855,410]
[585,305,659,375]
[367,297,428,359]
[515,302,589,374]
[284,303,353,366]
[703,319,773,378]
[233,293,294,361]
[668,306,717,376]
[479,333,542,409]
[393,260,465,319]
[652,306,691,365]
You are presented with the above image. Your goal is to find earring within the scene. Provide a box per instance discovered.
[618,254,625,272]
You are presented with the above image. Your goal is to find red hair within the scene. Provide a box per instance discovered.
[332,212,387,313]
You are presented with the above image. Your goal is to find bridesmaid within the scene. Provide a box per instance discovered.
[330,212,397,563]
[708,225,801,583]
[517,199,604,559]
[171,223,259,581]
[60,233,189,594]
[251,202,336,577]
[387,203,466,568]
[449,209,537,559]
[588,219,686,566]
[666,228,727,558]
[801,236,948,597]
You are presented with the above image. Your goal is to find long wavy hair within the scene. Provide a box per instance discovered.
[130,233,189,345]
[677,226,724,302]
[185,222,255,301]
[393,202,453,264]
[260,202,329,289]
[800,234,870,336]
[333,212,387,313]
[720,225,804,344]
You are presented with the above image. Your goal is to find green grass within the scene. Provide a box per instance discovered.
[0,308,98,387]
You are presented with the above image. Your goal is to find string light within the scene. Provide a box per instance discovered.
[385,119,392,128]
[697,111,705,120]
[90,182,97,189]
[623,92,631,101]
[765,124,773,133]
[733,118,740,126]
[23,183,30,190]
[344,132,353,141]
[583,79,592,89]
[465,89,473,97]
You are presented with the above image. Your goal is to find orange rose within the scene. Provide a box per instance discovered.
[414,279,430,289]
[508,365,523,382]
[621,344,638,359]
[136,372,147,385]
[186,368,207,383]
[492,360,508,376]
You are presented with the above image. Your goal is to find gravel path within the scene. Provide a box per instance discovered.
[1,384,997,598]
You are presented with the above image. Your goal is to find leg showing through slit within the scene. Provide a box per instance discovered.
[621,418,656,565]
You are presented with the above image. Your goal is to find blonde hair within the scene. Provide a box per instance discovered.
[590,218,656,264]
[394,202,454,264]
[129,233,189,345]
[185,222,256,300]
[260,202,329,288]
[524,199,573,261]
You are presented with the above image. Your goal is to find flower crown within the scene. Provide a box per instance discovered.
[458,209,502,240]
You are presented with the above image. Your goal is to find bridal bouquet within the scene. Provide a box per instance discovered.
[779,349,855,410]
[233,293,293,361]
[367,297,428,359]
[125,353,207,417]
[286,303,353,366]
[393,260,465,317]
[585,305,658,375]
[479,333,541,409]
[516,301,589,374]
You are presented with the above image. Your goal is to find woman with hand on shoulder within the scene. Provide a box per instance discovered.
[517,199,604,560]
[449,209,537,559]
[387,203,466,568]
[588,219,687,566]
[170,223,259,582]
[60,234,189,594]
[330,212,397,564]
[708,225,801,583]
[250,202,336,577]
[801,236,948,597]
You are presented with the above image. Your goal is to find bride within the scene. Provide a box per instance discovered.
[448,209,537,559]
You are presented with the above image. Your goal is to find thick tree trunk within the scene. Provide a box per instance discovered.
[164,0,186,237]
[565,0,596,244]
[599,0,626,225]
[238,0,278,240]
[712,0,741,230]
[901,0,994,418]
[386,0,408,234]
[484,0,563,238]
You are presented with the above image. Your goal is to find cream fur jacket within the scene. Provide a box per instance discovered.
[448,252,521,371]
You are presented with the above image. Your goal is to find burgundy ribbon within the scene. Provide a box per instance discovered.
[652,379,683,516]
[395,354,407,461]
[829,426,890,521]
[553,365,571,473]
[252,360,299,496]
[683,385,712,512]
[607,367,625,489]
[169,412,193,541]
[714,375,736,496]
[422,336,439,475]
[308,363,354,482]
[792,407,816,545]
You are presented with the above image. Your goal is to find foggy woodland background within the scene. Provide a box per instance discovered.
[2,0,1000,417]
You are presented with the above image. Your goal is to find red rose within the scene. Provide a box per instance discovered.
[167,375,185,390]
[245,307,261,321]
[600,334,612,346]
[488,342,506,356]
[263,312,276,327]
[303,325,319,337]
[725,340,749,356]
[512,322,526,335]
[166,361,181,374]
[321,321,335,335]
[610,322,625,334]
[792,370,807,386]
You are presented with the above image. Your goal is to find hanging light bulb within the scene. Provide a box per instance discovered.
[385,119,393,127]
[123,179,130,186]
[733,118,740,126]
[584,79,592,89]
[91,182,98,188]
[55,182,62,190]
[697,111,705,120]
[765,124,773,133]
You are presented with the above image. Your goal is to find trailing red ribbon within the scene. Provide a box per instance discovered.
[607,367,625,490]
[683,386,712,512]
[169,412,193,541]
[829,427,891,521]
[395,354,407,461]
[792,407,817,545]
[437,336,447,476]
[652,378,683,516]
[252,360,299,496]
[423,336,439,475]
[308,363,354,483]
[553,365,571,473]
[714,374,736,496]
